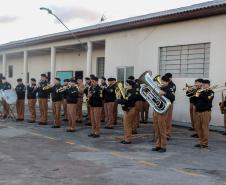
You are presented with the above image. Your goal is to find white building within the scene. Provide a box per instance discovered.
[0,0,226,127]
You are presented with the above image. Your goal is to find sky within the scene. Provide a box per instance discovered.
[0,0,210,44]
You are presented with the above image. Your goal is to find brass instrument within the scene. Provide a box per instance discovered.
[56,84,72,93]
[183,83,196,92]
[139,71,171,114]
[153,75,162,86]
[115,81,126,100]
[43,84,53,90]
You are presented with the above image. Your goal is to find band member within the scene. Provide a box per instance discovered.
[141,98,149,123]
[77,78,85,123]
[152,76,175,153]
[37,74,49,125]
[88,76,103,138]
[15,78,26,121]
[27,78,38,123]
[186,79,203,137]
[100,76,107,122]
[112,78,118,125]
[84,77,91,125]
[1,77,11,118]
[65,79,79,132]
[103,78,116,129]
[117,80,136,144]
[62,79,69,121]
[134,79,143,131]
[194,80,214,148]
[48,78,63,128]
[164,73,176,139]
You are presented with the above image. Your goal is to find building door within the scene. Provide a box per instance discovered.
[96,57,105,78]
[56,71,73,84]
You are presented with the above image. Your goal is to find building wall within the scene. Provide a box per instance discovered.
[104,15,226,126]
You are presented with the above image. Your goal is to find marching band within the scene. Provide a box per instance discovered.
[0,70,225,153]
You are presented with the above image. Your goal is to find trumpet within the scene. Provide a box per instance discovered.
[56,85,72,93]
[183,83,196,91]
[43,84,53,90]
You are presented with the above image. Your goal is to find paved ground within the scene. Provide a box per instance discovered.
[0,111,226,185]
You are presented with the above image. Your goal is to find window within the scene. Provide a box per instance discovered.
[117,66,134,83]
[159,43,210,78]
[8,65,13,78]
[96,57,105,78]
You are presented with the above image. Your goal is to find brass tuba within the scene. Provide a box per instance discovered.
[115,81,126,100]
[139,71,171,114]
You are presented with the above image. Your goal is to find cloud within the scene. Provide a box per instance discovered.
[0,16,18,24]
[49,5,101,23]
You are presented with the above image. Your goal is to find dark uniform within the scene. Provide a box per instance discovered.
[166,81,176,138]
[1,81,12,118]
[37,79,49,124]
[66,84,79,131]
[100,81,107,122]
[27,83,38,122]
[153,81,175,152]
[77,83,85,123]
[84,80,91,124]
[15,82,26,120]
[62,79,69,121]
[118,84,136,144]
[134,81,143,132]
[49,84,63,127]
[195,88,214,147]
[88,83,103,137]
[103,79,116,129]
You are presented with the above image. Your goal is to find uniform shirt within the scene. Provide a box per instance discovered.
[1,82,11,90]
[66,86,79,104]
[37,80,49,99]
[49,85,63,102]
[15,84,26,100]
[195,90,214,112]
[186,89,198,104]
[168,81,176,93]
[27,84,38,99]
[88,85,103,107]
[118,88,136,112]
[161,85,175,103]
[135,82,143,102]
[100,82,107,90]
[103,84,116,102]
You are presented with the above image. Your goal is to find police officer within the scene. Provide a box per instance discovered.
[37,74,49,125]
[152,76,175,153]
[100,77,107,122]
[49,78,63,128]
[164,73,176,139]
[15,78,26,121]
[1,77,11,118]
[27,78,38,123]
[84,77,91,125]
[88,76,103,138]
[194,80,214,148]
[103,78,116,129]
[117,80,136,144]
[186,79,203,137]
[76,78,85,123]
[62,79,70,121]
[65,79,79,132]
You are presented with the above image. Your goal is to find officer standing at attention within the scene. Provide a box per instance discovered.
[48,77,63,128]
[88,76,103,138]
[164,73,176,140]
[27,78,38,123]
[15,78,26,121]
[117,80,136,144]
[1,77,12,118]
[194,79,214,148]
[103,78,116,129]
[152,76,175,153]
[65,79,79,132]
[37,74,49,125]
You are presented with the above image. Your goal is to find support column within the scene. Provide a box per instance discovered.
[2,54,6,77]
[50,46,56,83]
[86,41,92,76]
[23,51,28,83]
